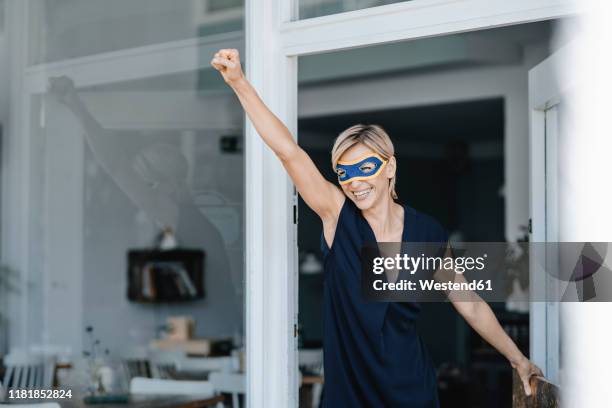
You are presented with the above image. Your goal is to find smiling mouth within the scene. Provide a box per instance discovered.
[352,188,373,201]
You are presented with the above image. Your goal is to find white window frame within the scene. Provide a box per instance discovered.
[249,0,578,406]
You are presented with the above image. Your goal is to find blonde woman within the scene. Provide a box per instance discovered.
[212,49,541,407]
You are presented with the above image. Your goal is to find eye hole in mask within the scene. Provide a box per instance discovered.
[336,168,347,177]
[358,162,376,173]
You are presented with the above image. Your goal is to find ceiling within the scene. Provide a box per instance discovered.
[299,98,504,147]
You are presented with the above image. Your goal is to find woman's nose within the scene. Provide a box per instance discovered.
[350,180,362,189]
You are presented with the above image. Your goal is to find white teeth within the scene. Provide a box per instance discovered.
[353,188,372,199]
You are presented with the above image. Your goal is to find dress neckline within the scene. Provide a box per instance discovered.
[358,202,409,244]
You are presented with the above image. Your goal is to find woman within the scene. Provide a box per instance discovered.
[211,49,542,407]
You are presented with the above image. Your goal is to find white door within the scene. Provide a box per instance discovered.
[528,44,576,385]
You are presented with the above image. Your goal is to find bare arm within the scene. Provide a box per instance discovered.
[211,49,344,222]
[452,295,542,395]
[49,76,126,174]
[434,247,543,396]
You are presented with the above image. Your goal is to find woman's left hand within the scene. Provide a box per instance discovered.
[513,356,544,396]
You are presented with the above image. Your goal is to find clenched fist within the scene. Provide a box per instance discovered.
[211,48,245,85]
[48,75,79,107]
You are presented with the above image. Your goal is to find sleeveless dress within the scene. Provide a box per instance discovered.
[320,198,448,408]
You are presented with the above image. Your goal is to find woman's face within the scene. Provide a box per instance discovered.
[336,143,395,210]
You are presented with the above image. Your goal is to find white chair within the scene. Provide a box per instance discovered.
[2,350,55,390]
[129,377,215,397]
[299,349,324,408]
[177,356,236,374]
[148,350,185,379]
[208,372,245,408]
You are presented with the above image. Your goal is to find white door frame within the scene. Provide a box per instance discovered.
[528,44,577,384]
[282,0,577,55]
[244,0,299,406]
[250,0,578,406]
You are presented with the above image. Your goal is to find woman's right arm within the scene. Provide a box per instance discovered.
[211,49,344,222]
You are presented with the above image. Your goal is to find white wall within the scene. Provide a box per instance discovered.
[561,7,612,405]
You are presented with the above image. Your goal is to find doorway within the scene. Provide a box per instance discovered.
[296,21,559,407]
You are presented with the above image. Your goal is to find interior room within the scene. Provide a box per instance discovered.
[297,21,558,407]
[1,0,248,406]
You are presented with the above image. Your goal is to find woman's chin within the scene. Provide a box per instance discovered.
[350,194,376,210]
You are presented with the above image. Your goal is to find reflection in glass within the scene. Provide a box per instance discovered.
[299,0,408,20]
[27,0,244,65]
[3,0,247,401]
[42,74,243,354]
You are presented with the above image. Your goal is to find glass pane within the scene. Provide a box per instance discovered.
[3,0,246,398]
[299,0,409,20]
[27,0,244,65]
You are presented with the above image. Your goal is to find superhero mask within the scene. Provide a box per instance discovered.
[335,153,388,185]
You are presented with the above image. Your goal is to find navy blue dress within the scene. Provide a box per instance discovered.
[320,198,448,408]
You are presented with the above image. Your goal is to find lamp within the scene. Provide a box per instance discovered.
[300,252,323,275]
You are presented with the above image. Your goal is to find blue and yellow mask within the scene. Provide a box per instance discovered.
[335,153,388,185]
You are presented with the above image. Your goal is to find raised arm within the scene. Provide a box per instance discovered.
[48,76,179,227]
[211,49,344,222]
[433,247,543,396]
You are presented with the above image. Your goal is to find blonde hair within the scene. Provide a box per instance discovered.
[331,124,398,200]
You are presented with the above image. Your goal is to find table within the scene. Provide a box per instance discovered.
[3,393,224,408]
[301,375,324,385]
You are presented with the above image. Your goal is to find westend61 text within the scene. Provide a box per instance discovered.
[373,279,493,292]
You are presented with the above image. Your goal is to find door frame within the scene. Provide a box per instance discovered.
[528,44,577,383]
[249,0,578,406]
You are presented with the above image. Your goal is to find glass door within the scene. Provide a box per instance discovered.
[4,0,247,398]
